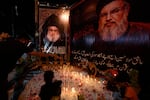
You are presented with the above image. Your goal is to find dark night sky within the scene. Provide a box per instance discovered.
[0,0,35,36]
[128,0,150,22]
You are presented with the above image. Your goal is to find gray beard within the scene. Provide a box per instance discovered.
[100,20,128,41]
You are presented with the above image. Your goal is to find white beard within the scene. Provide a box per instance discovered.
[46,33,60,42]
[99,16,128,41]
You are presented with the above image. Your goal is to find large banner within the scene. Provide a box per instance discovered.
[70,0,150,73]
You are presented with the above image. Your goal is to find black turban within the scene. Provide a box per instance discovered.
[42,14,64,33]
[96,0,130,15]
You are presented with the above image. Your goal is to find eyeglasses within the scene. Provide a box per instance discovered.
[99,5,126,18]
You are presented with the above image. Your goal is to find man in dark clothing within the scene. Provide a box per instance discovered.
[39,70,62,100]
[0,34,34,100]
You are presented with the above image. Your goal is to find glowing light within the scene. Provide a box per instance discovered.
[60,10,69,23]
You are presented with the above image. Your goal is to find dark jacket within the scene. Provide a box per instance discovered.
[0,38,33,79]
[39,80,62,100]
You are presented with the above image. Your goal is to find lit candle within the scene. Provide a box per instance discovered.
[72,87,76,93]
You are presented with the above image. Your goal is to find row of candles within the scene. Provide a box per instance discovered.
[51,64,112,100]
[23,63,113,100]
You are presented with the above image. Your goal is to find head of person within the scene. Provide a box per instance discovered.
[115,71,130,86]
[16,34,34,48]
[44,70,54,83]
[96,0,130,41]
[42,14,64,43]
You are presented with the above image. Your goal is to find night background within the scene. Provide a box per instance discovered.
[0,0,149,36]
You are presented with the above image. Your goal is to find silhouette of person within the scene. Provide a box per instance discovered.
[115,71,138,100]
[0,34,34,100]
[39,70,62,100]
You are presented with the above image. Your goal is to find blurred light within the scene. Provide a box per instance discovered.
[85,35,95,44]
[113,73,117,77]
[60,10,69,23]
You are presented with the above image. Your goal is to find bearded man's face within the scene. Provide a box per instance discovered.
[98,0,129,41]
